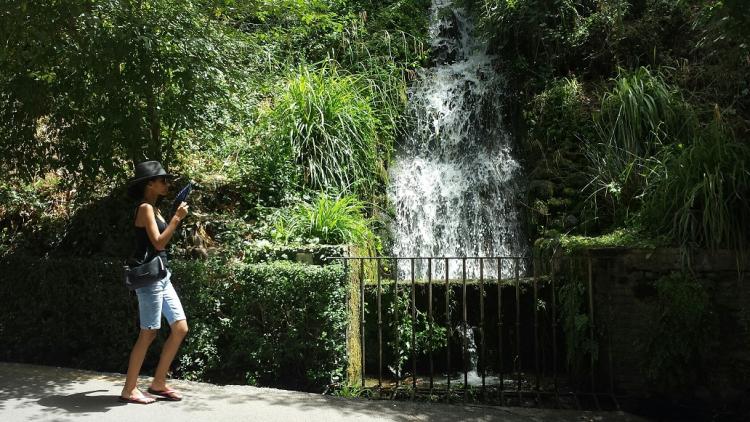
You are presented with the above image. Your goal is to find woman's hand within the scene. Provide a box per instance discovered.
[175,202,189,221]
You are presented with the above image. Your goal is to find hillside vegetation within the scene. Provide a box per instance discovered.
[458,0,748,252]
[0,0,430,258]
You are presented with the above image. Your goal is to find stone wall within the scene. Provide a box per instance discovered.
[580,248,750,403]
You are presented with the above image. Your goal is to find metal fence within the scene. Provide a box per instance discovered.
[329,255,620,410]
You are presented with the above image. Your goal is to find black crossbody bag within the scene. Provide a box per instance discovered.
[123,252,167,291]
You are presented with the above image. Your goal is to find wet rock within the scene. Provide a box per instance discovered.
[529,180,555,199]
[564,214,579,228]
[431,9,461,65]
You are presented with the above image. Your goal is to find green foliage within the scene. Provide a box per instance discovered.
[387,288,448,374]
[272,192,378,252]
[535,227,668,256]
[0,255,140,370]
[265,65,383,193]
[688,0,750,129]
[524,77,593,234]
[640,119,750,251]
[469,0,624,81]
[362,283,452,378]
[595,67,695,158]
[349,0,431,48]
[0,176,68,256]
[207,124,302,212]
[0,180,187,260]
[0,0,249,192]
[0,254,348,391]
[557,278,598,377]
[467,0,748,247]
[527,77,592,152]
[220,0,357,66]
[585,66,697,227]
[242,241,345,264]
[217,260,348,389]
[639,272,718,392]
[332,383,371,398]
[0,0,432,249]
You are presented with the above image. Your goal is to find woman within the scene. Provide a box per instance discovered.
[121,160,190,404]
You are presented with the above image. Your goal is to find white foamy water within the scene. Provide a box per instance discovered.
[389,0,527,279]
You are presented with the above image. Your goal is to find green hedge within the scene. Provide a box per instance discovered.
[0,254,347,391]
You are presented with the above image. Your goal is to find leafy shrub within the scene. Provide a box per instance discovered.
[471,0,623,80]
[524,77,594,233]
[526,77,592,153]
[0,177,70,256]
[387,288,448,374]
[226,128,302,211]
[265,65,382,193]
[174,259,348,390]
[639,272,718,393]
[0,255,138,371]
[360,283,452,378]
[242,241,345,264]
[0,254,348,391]
[640,119,750,251]
[0,0,249,192]
[557,278,598,378]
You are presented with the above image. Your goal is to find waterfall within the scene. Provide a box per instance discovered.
[456,323,482,384]
[388,0,527,279]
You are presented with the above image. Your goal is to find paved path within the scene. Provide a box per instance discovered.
[0,362,650,421]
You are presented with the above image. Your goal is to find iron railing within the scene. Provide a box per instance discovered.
[327,255,621,410]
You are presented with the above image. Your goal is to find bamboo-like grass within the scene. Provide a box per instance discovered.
[641,119,750,251]
[595,67,695,158]
[273,192,377,252]
[585,66,698,224]
[270,65,380,192]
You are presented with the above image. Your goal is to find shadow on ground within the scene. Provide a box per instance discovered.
[37,390,126,413]
[0,362,648,422]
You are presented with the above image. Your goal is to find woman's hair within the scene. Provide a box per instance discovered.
[127,180,149,201]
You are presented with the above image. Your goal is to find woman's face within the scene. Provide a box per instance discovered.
[148,176,170,196]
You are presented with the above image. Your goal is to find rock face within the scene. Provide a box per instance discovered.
[431,8,461,65]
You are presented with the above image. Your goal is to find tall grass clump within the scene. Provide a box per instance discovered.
[595,67,695,157]
[266,65,381,194]
[334,24,424,184]
[640,119,750,251]
[272,192,378,252]
[585,66,697,226]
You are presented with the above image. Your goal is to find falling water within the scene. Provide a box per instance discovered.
[456,323,482,384]
[389,0,527,279]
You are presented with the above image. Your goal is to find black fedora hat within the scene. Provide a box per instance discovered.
[127,161,176,186]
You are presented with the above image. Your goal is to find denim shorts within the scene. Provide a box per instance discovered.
[135,270,186,330]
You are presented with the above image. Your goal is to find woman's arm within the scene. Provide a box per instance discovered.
[137,203,187,251]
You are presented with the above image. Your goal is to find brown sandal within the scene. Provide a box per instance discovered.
[147,387,183,401]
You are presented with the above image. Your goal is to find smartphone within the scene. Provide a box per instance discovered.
[172,181,192,213]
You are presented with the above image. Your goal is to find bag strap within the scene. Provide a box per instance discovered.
[133,201,151,262]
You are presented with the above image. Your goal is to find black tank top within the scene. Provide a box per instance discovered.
[133,202,169,266]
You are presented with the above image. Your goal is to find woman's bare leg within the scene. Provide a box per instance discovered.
[150,320,188,392]
[121,329,158,399]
